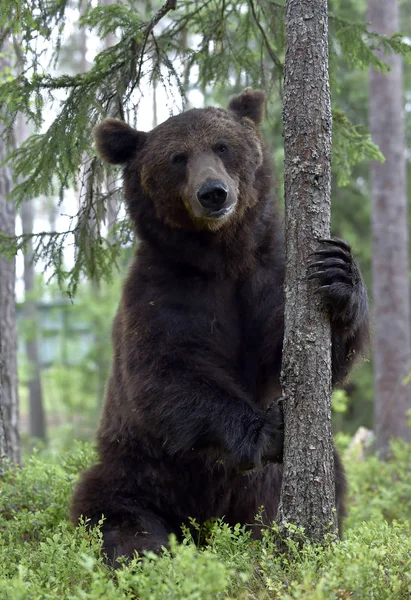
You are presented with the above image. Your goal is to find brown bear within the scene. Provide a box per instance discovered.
[70,89,369,561]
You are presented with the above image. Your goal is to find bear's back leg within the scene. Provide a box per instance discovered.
[70,463,173,562]
[225,453,346,538]
[224,465,283,536]
[102,515,171,563]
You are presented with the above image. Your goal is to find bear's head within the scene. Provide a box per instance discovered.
[95,89,269,231]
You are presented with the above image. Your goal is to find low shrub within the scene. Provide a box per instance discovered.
[0,441,410,599]
[345,439,411,528]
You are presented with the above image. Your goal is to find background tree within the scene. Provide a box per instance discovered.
[0,333,8,471]
[368,0,411,458]
[277,0,336,539]
[13,33,46,441]
[21,194,46,442]
[0,32,20,463]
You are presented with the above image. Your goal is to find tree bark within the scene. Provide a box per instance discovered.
[368,0,411,458]
[277,0,336,539]
[0,36,20,464]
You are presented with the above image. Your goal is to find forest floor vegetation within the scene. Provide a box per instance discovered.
[0,439,410,599]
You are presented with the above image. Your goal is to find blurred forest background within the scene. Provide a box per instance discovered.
[0,0,410,457]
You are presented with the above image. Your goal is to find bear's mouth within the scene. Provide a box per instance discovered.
[204,205,235,219]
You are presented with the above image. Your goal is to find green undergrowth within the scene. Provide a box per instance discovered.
[1,441,410,599]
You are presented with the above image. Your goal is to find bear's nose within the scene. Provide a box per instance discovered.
[197,180,228,210]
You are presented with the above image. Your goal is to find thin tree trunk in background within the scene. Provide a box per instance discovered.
[152,76,158,128]
[46,197,58,232]
[21,196,46,441]
[368,0,411,458]
[277,0,336,539]
[0,35,20,464]
[181,28,192,111]
[0,337,9,473]
[12,37,46,443]
[103,0,119,234]
[90,0,118,409]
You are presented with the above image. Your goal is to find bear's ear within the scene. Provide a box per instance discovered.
[94,118,148,164]
[228,88,266,126]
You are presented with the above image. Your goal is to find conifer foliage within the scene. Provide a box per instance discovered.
[0,0,410,293]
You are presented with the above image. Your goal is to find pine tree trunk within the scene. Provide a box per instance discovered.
[277,0,337,539]
[368,0,411,458]
[0,37,20,464]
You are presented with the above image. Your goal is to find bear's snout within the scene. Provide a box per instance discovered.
[185,153,238,225]
[197,179,228,214]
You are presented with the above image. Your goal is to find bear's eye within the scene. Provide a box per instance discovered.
[172,153,188,165]
[215,143,228,155]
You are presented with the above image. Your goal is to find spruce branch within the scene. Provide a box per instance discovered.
[249,0,283,74]
[1,0,410,295]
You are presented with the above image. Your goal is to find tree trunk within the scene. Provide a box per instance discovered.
[15,99,46,442]
[0,337,9,473]
[0,36,20,464]
[102,0,119,234]
[277,0,336,539]
[368,0,411,458]
[21,196,46,441]
[14,43,45,443]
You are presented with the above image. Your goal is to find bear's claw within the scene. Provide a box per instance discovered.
[307,237,364,324]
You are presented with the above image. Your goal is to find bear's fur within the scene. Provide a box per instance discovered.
[70,89,369,561]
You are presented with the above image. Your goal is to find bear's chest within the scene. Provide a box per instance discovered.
[235,269,284,396]
[202,268,284,397]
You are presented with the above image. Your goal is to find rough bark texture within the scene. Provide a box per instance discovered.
[0,37,20,463]
[277,0,337,538]
[368,0,411,458]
